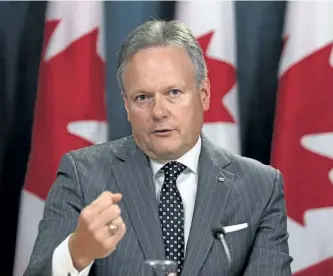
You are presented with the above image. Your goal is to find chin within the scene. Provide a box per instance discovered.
[156,151,179,160]
[150,141,176,154]
[155,145,184,159]
[155,144,177,153]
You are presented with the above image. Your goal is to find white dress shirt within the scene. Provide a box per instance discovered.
[52,137,201,276]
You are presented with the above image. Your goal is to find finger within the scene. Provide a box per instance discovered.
[105,222,126,247]
[91,191,112,204]
[113,222,126,242]
[82,192,122,225]
[99,218,126,240]
[89,192,122,214]
[90,192,113,211]
[110,217,123,227]
[91,220,125,249]
[113,221,126,243]
[90,204,122,229]
[91,191,122,206]
[110,193,122,204]
[105,217,124,235]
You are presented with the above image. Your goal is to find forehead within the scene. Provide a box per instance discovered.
[122,46,196,92]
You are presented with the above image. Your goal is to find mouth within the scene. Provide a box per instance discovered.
[153,129,172,133]
[151,129,174,136]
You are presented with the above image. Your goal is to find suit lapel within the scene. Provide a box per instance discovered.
[181,136,235,276]
[111,136,165,261]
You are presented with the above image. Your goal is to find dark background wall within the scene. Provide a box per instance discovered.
[0,2,47,274]
[235,1,286,163]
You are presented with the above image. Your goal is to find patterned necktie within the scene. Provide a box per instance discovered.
[159,161,187,274]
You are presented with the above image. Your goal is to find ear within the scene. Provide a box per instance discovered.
[122,92,131,122]
[200,78,210,111]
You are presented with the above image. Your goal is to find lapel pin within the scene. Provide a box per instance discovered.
[218,176,225,182]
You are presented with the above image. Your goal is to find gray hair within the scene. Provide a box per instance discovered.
[116,19,207,93]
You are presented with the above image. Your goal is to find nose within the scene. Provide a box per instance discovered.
[151,95,168,120]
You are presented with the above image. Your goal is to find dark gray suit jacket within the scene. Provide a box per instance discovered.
[24,134,292,276]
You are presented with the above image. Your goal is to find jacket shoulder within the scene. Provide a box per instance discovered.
[66,135,132,164]
[223,149,279,184]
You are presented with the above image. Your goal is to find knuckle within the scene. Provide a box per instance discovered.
[87,222,95,233]
[80,208,91,221]
[108,194,114,205]
[103,191,112,200]
[101,191,110,197]
[112,205,121,216]
[99,191,113,205]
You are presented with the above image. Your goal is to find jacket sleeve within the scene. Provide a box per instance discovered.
[23,153,87,276]
[243,169,293,276]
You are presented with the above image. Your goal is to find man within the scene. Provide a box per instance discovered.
[24,20,292,276]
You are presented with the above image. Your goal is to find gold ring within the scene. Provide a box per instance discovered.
[108,222,119,235]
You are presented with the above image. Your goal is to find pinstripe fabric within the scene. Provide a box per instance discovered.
[24,134,292,276]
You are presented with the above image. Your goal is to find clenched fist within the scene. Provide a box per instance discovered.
[69,191,126,271]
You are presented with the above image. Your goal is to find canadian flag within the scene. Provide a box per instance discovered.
[13,2,108,275]
[176,1,240,154]
[271,1,333,275]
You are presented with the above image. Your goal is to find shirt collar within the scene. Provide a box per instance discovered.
[150,136,202,177]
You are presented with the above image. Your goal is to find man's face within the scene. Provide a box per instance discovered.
[122,46,210,161]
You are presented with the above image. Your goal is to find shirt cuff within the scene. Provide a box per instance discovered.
[52,234,93,276]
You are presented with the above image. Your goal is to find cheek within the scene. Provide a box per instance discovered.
[129,108,150,128]
[173,103,197,124]
[179,97,204,117]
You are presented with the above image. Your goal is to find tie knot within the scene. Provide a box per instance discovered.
[162,161,186,179]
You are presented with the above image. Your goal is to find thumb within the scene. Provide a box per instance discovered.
[111,193,122,203]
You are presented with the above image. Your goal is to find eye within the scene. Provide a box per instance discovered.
[169,89,181,96]
[135,94,149,102]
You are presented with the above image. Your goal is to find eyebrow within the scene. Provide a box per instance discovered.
[132,90,153,95]
[132,85,184,95]
[165,85,183,90]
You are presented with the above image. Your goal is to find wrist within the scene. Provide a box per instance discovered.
[69,233,94,271]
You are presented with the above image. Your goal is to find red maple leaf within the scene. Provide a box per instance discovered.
[272,43,333,225]
[197,32,236,123]
[24,20,106,200]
